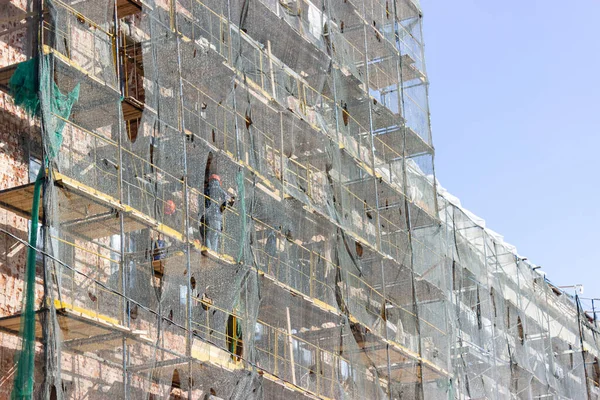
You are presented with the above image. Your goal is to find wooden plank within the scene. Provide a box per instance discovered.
[0,307,116,341]
[0,182,42,219]
[0,63,17,92]
[116,0,142,18]
[151,250,185,277]
[62,212,120,239]
[0,302,155,357]
[0,315,24,331]
[0,182,36,197]
[69,336,124,353]
[0,175,122,227]
[262,371,329,400]
[57,190,112,222]
[122,96,144,120]
[200,247,236,265]
[152,260,165,276]
[55,173,122,211]
[55,299,120,325]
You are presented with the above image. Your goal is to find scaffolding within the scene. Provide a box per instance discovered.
[0,0,599,399]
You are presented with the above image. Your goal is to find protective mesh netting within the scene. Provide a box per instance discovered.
[1,0,600,399]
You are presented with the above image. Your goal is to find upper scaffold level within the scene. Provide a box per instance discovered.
[0,171,178,241]
[0,299,152,353]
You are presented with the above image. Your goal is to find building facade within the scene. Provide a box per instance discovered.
[0,0,599,398]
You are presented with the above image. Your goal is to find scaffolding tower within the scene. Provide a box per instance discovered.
[0,0,598,399]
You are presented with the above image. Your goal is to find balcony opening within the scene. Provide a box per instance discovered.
[226,314,243,362]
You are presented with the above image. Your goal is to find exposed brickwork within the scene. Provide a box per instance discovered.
[0,1,45,395]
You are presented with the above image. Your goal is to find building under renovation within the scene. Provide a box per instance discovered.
[0,0,599,398]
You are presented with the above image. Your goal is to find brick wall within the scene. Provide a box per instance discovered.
[0,0,44,395]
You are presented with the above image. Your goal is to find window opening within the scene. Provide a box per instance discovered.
[28,157,41,183]
[226,313,243,362]
[517,315,524,345]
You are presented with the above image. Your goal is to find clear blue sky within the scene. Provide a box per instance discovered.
[422,1,600,299]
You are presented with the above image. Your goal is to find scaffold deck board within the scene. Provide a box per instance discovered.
[191,340,242,371]
[0,182,42,219]
[348,97,401,132]
[376,358,448,384]
[0,301,127,342]
[151,250,186,276]
[128,339,328,400]
[45,44,120,101]
[63,212,147,239]
[192,337,331,400]
[198,246,237,265]
[356,54,424,90]
[55,173,184,241]
[127,357,212,384]
[326,66,365,100]
[375,125,432,158]
[116,0,143,18]
[262,371,329,400]
[253,265,449,383]
[242,1,328,80]
[0,300,158,358]
[122,96,145,120]
[0,63,17,93]
[0,55,142,130]
[259,282,340,330]
[0,172,187,241]
[0,181,102,223]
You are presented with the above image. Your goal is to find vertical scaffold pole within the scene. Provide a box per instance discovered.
[286,307,297,385]
[171,1,194,395]
[112,0,130,398]
[37,0,52,395]
[392,2,425,398]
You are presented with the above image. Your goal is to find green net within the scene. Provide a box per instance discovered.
[10,54,79,400]
[9,56,80,159]
[8,58,40,116]
[39,56,80,160]
[12,168,43,400]
[4,0,598,398]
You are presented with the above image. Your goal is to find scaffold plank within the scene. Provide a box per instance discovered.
[0,182,41,219]
[0,63,17,93]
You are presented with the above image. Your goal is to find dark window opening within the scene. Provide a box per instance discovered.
[476,287,482,330]
[204,151,214,193]
[198,152,215,243]
[569,344,574,369]
[490,287,497,319]
[517,315,524,345]
[169,368,183,399]
[452,261,458,292]
[50,382,71,400]
[121,35,144,143]
[171,369,181,389]
[126,118,140,143]
[355,240,363,258]
[226,314,243,362]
